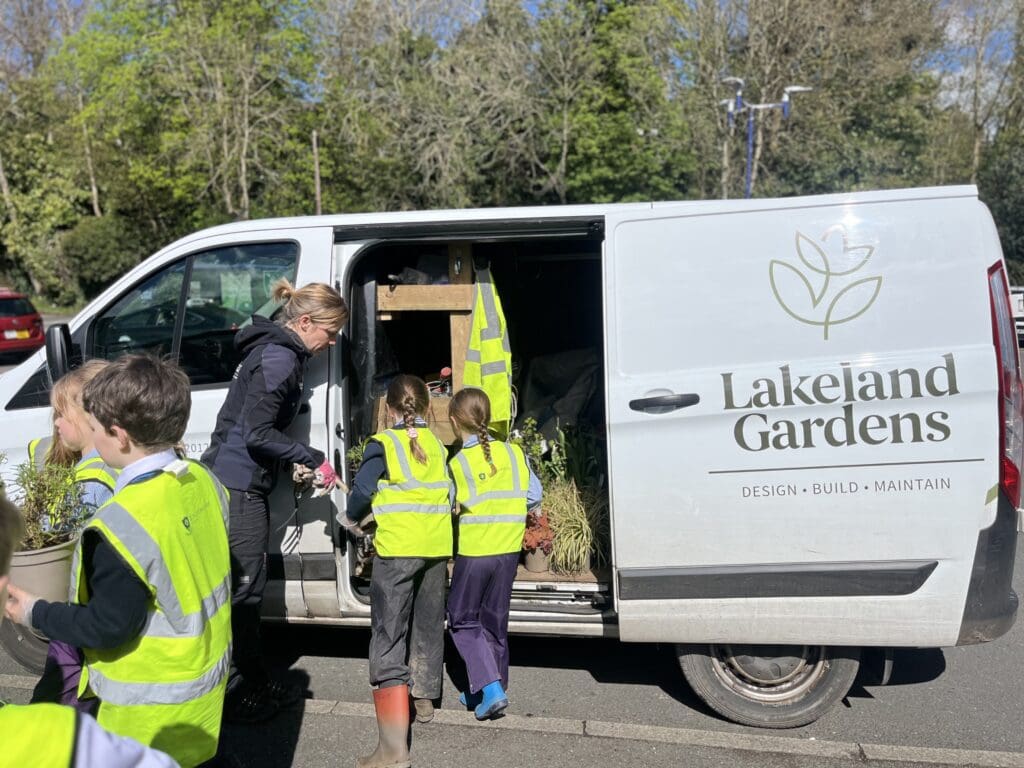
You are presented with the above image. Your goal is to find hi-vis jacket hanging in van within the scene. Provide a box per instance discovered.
[463,265,513,438]
[69,460,231,768]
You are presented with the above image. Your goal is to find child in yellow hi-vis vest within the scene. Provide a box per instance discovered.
[342,374,454,768]
[27,361,121,711]
[0,474,180,766]
[5,354,231,768]
[447,388,542,720]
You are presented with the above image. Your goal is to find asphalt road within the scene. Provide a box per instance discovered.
[2,538,1023,767]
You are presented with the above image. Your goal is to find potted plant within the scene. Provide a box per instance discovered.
[0,459,88,673]
[522,509,553,572]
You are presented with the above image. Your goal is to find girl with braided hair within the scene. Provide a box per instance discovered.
[342,374,453,768]
[446,387,542,720]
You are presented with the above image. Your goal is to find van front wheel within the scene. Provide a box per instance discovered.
[677,644,860,728]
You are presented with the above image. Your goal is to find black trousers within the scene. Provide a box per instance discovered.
[368,556,446,699]
[228,489,270,692]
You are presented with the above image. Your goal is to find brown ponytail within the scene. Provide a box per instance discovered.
[449,388,496,476]
[386,375,430,465]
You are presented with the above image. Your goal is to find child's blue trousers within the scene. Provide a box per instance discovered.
[446,552,520,694]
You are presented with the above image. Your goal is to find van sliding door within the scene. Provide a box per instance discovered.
[603,193,997,647]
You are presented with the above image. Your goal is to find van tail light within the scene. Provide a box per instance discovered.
[988,262,1024,508]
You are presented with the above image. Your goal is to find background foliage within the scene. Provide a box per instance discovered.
[1,0,1022,302]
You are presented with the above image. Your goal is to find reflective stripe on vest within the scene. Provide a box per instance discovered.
[69,460,231,766]
[450,441,528,556]
[28,436,52,471]
[463,266,513,437]
[371,428,453,558]
[75,455,119,491]
[0,703,75,768]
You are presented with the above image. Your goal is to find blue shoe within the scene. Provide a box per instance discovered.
[458,690,482,709]
[473,681,508,720]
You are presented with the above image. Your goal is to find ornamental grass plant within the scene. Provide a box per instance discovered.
[9,459,88,551]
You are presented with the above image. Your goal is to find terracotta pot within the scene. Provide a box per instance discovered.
[524,548,550,573]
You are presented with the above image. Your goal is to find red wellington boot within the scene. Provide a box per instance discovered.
[356,684,412,768]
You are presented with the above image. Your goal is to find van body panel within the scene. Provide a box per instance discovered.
[0,185,1013,652]
[603,190,1000,645]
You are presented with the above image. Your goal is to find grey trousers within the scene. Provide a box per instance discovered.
[368,556,447,699]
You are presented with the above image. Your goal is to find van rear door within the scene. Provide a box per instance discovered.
[603,188,1000,647]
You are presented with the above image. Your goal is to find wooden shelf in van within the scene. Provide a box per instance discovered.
[376,284,474,313]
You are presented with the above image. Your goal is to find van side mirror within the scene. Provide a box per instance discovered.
[45,323,72,386]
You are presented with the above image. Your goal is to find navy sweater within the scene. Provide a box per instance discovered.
[202,316,325,494]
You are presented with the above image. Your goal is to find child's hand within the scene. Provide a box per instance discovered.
[4,584,38,626]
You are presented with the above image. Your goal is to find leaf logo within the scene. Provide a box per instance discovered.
[769,226,881,340]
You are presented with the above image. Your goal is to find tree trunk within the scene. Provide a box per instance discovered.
[78,93,102,217]
[0,149,15,222]
[312,129,322,215]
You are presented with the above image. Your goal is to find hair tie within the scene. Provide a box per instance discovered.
[406,427,418,439]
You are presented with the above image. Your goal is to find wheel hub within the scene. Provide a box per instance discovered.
[709,644,827,703]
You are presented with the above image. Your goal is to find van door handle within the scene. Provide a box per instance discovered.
[628,393,700,413]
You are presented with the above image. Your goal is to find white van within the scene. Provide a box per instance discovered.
[0,185,1018,729]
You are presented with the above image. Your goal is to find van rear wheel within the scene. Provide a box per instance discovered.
[677,644,860,728]
[0,617,48,675]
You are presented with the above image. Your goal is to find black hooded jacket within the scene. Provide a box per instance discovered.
[201,316,325,494]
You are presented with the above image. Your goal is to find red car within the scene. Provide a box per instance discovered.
[0,289,44,359]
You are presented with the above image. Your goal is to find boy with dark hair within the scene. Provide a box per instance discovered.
[5,354,231,768]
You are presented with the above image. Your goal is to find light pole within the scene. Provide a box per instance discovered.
[721,78,812,199]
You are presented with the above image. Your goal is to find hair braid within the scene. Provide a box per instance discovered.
[478,424,497,476]
[403,396,428,465]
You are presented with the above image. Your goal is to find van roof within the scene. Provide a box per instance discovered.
[176,185,980,246]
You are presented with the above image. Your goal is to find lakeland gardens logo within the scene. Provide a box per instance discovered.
[769,226,881,340]
[721,355,959,452]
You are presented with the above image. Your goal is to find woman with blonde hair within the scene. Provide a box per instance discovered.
[202,279,348,723]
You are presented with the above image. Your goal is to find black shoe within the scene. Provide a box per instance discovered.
[224,685,279,724]
[262,678,307,709]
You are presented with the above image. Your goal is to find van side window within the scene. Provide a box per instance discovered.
[90,242,298,386]
[5,365,50,410]
[92,260,187,361]
[176,243,298,385]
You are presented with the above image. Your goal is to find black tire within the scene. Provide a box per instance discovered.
[678,643,860,729]
[0,617,48,675]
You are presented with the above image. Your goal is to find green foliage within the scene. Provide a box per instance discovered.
[59,215,146,295]
[10,460,89,551]
[512,419,609,573]
[546,477,608,574]
[0,0,1020,303]
[979,129,1024,279]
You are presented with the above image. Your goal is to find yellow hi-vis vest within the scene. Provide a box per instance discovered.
[28,435,52,471]
[75,454,119,492]
[69,460,231,768]
[0,703,75,767]
[371,427,453,558]
[463,266,513,438]
[450,441,529,556]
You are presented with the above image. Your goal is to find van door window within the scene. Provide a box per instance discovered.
[176,243,298,385]
[92,260,187,361]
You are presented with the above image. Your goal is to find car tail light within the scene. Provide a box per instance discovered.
[988,262,1024,507]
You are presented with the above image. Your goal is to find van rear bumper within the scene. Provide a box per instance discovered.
[956,491,1019,645]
